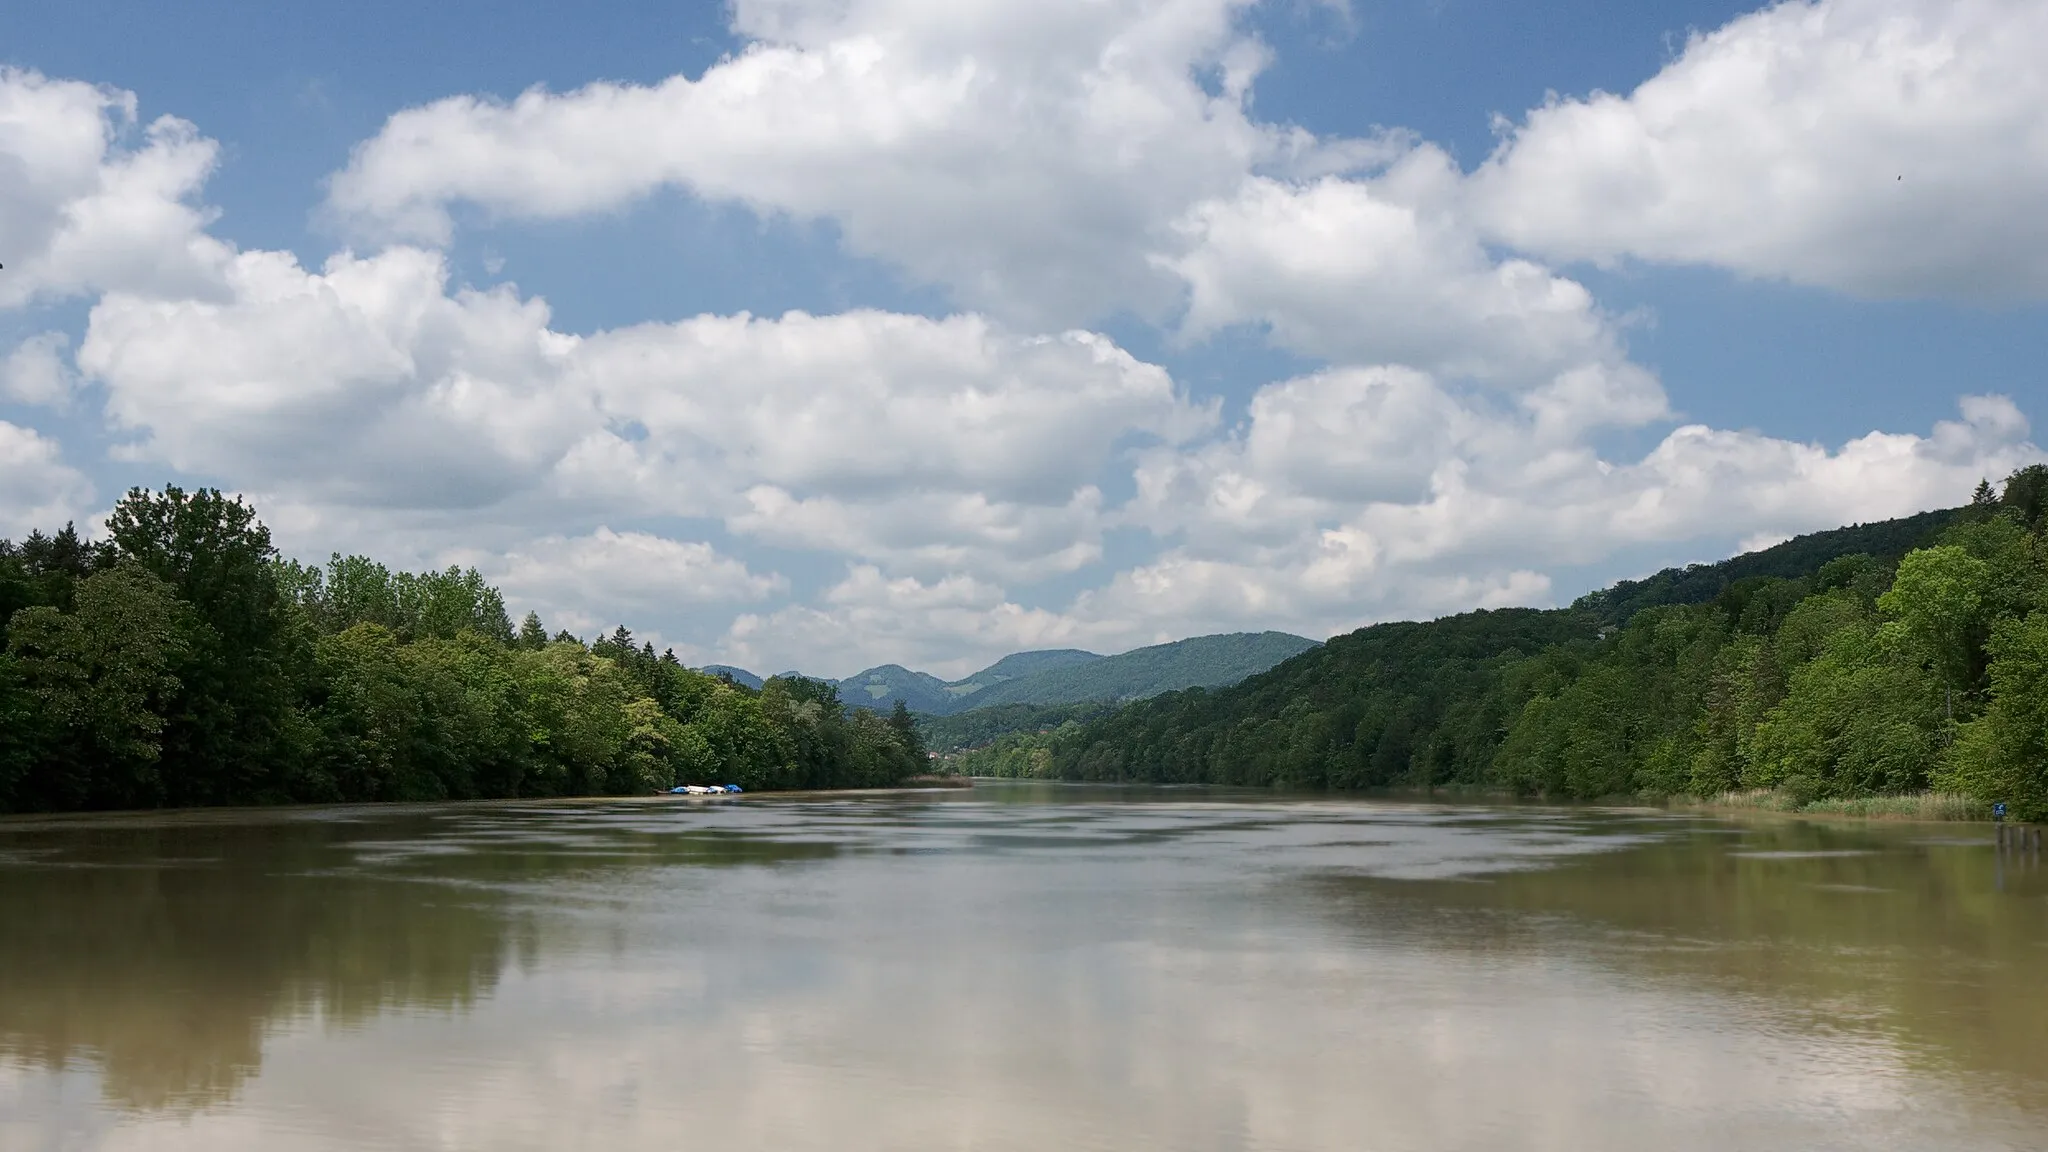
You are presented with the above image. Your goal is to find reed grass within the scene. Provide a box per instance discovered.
[1696,788,1988,822]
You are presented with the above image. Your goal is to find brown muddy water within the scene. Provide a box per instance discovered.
[2,782,2045,1151]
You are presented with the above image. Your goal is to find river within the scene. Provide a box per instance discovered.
[2,782,2044,1150]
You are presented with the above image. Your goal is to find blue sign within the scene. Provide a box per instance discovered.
[1993,802,2008,820]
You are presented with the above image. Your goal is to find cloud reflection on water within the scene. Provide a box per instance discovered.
[1,790,2042,1150]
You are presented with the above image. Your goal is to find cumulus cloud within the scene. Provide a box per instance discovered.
[1470,0,2048,299]
[490,527,786,639]
[80,247,588,509]
[0,422,93,538]
[729,487,1108,582]
[725,565,1124,679]
[326,0,1381,326]
[1091,388,2041,643]
[709,392,2037,675]
[568,311,1211,511]
[0,68,230,309]
[13,0,2048,677]
[1,333,81,407]
[1169,153,1640,389]
[76,248,1208,588]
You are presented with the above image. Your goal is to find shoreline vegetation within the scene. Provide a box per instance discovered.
[1690,788,1988,822]
[0,487,928,815]
[9,470,2046,820]
[945,467,2048,822]
[952,775,2001,824]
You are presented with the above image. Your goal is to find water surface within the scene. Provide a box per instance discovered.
[3,783,2045,1150]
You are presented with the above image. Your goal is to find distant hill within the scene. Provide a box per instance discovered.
[700,664,765,689]
[837,665,956,714]
[940,649,1101,705]
[961,632,1320,711]
[700,634,1315,717]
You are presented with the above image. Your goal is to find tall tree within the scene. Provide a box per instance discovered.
[104,486,302,804]
[517,611,549,650]
[4,563,189,810]
[888,699,927,764]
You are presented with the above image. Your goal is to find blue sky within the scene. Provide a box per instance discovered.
[2,0,2042,676]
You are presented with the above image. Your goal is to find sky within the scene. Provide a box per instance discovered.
[2,0,2044,679]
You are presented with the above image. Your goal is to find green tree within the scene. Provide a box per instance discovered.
[517,611,549,650]
[105,486,302,804]
[4,563,189,809]
[2002,464,2048,530]
[1940,613,2048,819]
[1745,619,1942,796]
[1878,545,1991,711]
[888,699,927,765]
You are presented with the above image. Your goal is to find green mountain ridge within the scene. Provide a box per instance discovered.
[960,631,1321,711]
[701,633,1317,717]
[838,664,957,714]
[954,485,2048,819]
[943,649,1102,699]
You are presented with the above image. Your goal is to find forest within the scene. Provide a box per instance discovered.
[958,468,2048,818]
[0,487,925,814]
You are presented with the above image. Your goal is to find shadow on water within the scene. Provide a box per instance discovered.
[0,801,841,1112]
[1310,812,2048,1109]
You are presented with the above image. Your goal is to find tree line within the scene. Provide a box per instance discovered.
[959,468,2048,818]
[0,487,925,814]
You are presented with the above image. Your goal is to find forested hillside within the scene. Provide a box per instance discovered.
[837,664,960,714]
[917,701,1118,753]
[0,487,925,814]
[960,470,2048,817]
[960,631,1320,710]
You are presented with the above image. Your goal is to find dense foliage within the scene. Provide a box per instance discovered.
[0,488,925,814]
[916,701,1118,753]
[961,471,2048,817]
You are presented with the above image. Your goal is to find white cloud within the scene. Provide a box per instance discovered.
[1469,0,2048,300]
[76,248,1208,591]
[729,486,1107,582]
[1,333,80,407]
[709,392,2038,675]
[724,564,1122,679]
[0,421,93,538]
[491,527,786,638]
[326,0,1380,326]
[1169,153,1640,388]
[15,0,2048,682]
[1090,389,2040,648]
[569,311,1211,511]
[80,247,588,510]
[0,68,230,309]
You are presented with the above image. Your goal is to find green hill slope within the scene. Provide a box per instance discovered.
[963,631,1320,710]
[838,665,957,714]
[1575,508,1959,625]
[940,649,1101,706]
[956,498,2048,813]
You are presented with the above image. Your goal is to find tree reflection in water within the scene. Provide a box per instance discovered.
[0,802,839,1111]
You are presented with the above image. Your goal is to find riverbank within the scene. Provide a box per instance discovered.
[1690,788,1989,822]
[930,775,2007,824]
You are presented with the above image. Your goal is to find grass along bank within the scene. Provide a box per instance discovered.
[1694,788,1989,822]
